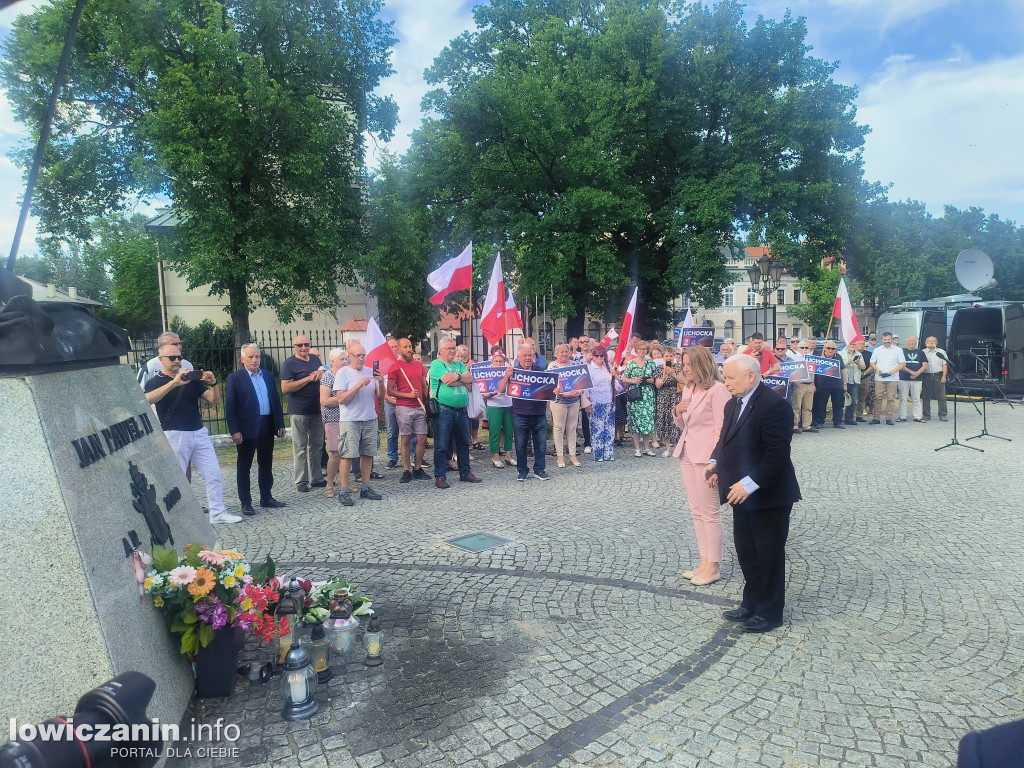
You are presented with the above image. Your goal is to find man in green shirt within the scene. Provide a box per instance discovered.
[429,338,482,488]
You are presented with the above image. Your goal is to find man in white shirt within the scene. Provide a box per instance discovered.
[137,331,193,388]
[332,340,385,507]
[869,332,905,424]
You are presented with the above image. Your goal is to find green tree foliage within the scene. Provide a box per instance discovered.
[410,0,866,336]
[787,264,840,336]
[2,0,397,350]
[361,156,438,341]
[93,214,161,334]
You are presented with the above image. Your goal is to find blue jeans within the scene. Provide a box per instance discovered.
[513,413,548,475]
[433,404,471,479]
[384,401,399,462]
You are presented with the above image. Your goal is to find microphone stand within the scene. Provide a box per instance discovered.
[962,353,1012,443]
[935,356,983,453]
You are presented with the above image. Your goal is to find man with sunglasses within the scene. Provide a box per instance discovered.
[145,343,241,524]
[281,335,326,493]
[137,331,193,388]
[811,341,847,429]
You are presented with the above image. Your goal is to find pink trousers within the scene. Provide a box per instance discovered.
[679,455,724,563]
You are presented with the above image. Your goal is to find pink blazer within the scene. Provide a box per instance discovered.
[672,381,730,464]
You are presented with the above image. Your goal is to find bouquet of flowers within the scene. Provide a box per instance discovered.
[145,543,289,656]
[296,577,373,625]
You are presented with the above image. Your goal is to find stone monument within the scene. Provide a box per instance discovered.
[0,270,216,727]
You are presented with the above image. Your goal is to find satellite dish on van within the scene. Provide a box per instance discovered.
[955,249,994,293]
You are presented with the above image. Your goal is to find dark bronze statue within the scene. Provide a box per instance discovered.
[0,269,128,374]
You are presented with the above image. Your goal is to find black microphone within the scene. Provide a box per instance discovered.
[936,351,949,362]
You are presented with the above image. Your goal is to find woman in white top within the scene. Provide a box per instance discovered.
[547,343,583,468]
[483,346,515,468]
[583,344,616,461]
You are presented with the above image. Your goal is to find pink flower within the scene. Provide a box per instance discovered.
[198,550,226,565]
[168,566,197,587]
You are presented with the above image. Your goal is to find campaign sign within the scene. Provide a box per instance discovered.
[471,364,507,395]
[779,360,809,382]
[763,375,790,399]
[677,328,714,348]
[556,364,593,394]
[806,355,840,379]
[508,368,560,400]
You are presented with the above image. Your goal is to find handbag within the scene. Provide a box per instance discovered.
[625,386,643,402]
[426,379,441,421]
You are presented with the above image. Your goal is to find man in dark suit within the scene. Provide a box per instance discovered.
[225,343,287,515]
[706,354,801,633]
[958,719,1024,767]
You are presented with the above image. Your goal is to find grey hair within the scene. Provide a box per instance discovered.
[725,353,761,380]
[328,347,346,362]
[157,331,181,345]
[517,343,535,356]
[240,343,260,356]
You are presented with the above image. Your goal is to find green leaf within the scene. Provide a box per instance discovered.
[183,610,199,624]
[154,546,179,574]
[171,616,188,633]
[180,628,197,656]
[198,623,214,649]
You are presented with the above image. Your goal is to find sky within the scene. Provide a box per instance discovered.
[2,0,1024,262]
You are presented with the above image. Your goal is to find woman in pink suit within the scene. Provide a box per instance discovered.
[672,345,731,586]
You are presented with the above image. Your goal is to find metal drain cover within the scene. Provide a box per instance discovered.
[445,532,513,553]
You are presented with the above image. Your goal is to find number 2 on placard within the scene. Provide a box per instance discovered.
[509,383,521,396]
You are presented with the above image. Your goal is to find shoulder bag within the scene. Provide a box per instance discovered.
[426,378,442,421]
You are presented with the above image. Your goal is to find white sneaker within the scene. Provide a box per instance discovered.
[583,446,592,454]
[634,449,642,457]
[210,512,243,524]
[661,450,670,458]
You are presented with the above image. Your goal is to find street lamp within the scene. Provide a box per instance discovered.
[746,253,784,340]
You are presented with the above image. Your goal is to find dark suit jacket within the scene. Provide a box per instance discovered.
[709,383,801,510]
[225,368,285,440]
[958,720,1024,768]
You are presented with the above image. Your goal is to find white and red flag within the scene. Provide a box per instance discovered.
[614,287,638,367]
[600,325,618,349]
[479,255,506,346]
[427,243,473,306]
[504,288,523,332]
[832,277,864,345]
[676,307,695,349]
[363,317,396,376]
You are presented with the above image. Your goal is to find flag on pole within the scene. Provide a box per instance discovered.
[600,325,618,348]
[427,243,473,306]
[614,287,638,367]
[363,317,396,375]
[676,307,695,349]
[479,255,506,346]
[832,278,865,345]
[504,288,523,331]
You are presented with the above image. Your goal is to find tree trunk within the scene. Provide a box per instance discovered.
[227,278,250,364]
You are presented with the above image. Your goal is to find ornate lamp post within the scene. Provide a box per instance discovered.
[746,253,784,340]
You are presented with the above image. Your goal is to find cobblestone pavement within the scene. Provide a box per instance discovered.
[185,402,1024,767]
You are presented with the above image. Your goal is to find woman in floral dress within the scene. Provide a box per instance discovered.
[654,351,683,456]
[621,340,657,456]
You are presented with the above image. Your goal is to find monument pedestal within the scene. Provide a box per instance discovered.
[0,364,216,727]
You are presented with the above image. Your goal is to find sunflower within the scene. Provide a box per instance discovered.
[187,568,216,597]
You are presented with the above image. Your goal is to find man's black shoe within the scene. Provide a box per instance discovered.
[296,482,310,493]
[412,468,431,480]
[869,419,881,424]
[886,419,895,426]
[359,487,382,500]
[844,420,857,425]
[387,459,399,469]
[741,616,783,633]
[856,416,866,422]
[400,471,413,484]
[833,423,845,429]
[260,497,287,509]
[310,480,327,488]
[723,607,752,622]
[240,504,256,516]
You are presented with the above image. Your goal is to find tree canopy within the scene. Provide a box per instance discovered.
[2,0,397,348]
[409,0,866,336]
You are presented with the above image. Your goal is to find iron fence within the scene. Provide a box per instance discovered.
[130,328,346,436]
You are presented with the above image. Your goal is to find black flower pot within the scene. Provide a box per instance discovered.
[194,628,239,698]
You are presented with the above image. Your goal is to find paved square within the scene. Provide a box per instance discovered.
[186,404,1024,767]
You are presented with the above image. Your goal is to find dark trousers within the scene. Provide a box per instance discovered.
[812,387,844,426]
[236,415,275,505]
[733,504,791,623]
[581,408,592,448]
[433,405,471,479]
[513,413,548,474]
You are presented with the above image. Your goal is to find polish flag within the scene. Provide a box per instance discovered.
[504,288,523,331]
[427,243,473,305]
[363,317,396,376]
[479,255,506,346]
[676,307,695,349]
[600,325,618,349]
[832,278,865,345]
[614,287,638,367]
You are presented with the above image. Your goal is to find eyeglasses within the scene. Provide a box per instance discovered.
[295,342,310,348]
[825,347,836,350]
[160,355,182,361]
[797,346,808,350]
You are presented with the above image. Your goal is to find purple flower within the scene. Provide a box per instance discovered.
[195,596,228,630]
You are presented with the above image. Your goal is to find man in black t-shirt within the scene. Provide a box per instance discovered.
[280,335,326,492]
[144,343,240,523]
[898,336,928,422]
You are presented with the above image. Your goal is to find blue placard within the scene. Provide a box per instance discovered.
[470,364,507,395]
[556,364,593,394]
[677,328,714,348]
[779,360,809,382]
[762,375,790,399]
[508,368,560,400]
[806,355,840,379]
